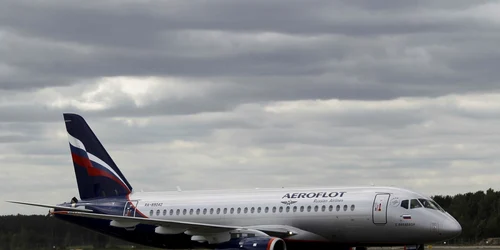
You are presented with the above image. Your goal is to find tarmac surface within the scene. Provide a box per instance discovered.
[370,247,500,250]
[431,248,500,249]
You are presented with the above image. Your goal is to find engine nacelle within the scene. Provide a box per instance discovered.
[215,236,286,250]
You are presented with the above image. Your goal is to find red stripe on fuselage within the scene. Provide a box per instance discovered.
[71,153,130,192]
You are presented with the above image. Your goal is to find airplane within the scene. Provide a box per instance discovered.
[7,113,462,250]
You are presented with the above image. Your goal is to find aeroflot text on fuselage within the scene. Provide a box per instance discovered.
[281,191,347,199]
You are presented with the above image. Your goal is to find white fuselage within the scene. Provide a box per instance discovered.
[127,186,461,245]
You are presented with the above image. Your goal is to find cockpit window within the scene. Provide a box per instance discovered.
[417,199,445,212]
[419,199,438,210]
[410,199,422,209]
[401,200,409,209]
[430,200,446,212]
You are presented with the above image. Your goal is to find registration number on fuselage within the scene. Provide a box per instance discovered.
[144,203,163,207]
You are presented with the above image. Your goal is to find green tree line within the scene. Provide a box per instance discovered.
[0,214,132,250]
[2,189,500,249]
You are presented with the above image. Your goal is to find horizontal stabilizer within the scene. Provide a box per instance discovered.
[6,200,93,212]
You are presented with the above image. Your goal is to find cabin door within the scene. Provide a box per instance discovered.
[123,200,138,217]
[372,193,390,224]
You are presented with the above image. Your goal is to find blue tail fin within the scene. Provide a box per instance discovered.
[63,113,132,200]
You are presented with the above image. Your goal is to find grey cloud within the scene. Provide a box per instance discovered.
[0,105,64,122]
[0,0,498,112]
[0,135,32,143]
[2,0,492,43]
[1,1,497,82]
[338,0,492,11]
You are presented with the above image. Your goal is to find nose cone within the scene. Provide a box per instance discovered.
[440,218,462,239]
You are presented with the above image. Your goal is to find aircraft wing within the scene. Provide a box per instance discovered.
[53,211,296,240]
[55,210,240,231]
[6,200,93,212]
[7,200,295,240]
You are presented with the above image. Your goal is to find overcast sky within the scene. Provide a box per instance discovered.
[1,0,500,215]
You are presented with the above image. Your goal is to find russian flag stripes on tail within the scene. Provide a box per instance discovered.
[64,113,133,200]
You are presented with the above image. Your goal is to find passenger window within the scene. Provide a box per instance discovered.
[401,200,409,209]
[170,209,174,215]
[336,205,340,211]
[351,205,355,211]
[300,206,304,212]
[189,209,193,215]
[196,209,200,215]
[322,205,326,212]
[224,208,228,214]
[293,206,297,212]
[230,208,234,214]
[272,207,277,213]
[203,208,207,215]
[244,207,248,214]
[210,208,214,214]
[314,206,319,212]
[237,208,241,214]
[410,199,422,209]
[329,205,333,212]
[183,209,187,215]
[150,210,153,216]
[163,209,167,216]
[307,206,311,212]
[265,207,269,213]
[257,207,261,213]
[156,210,160,216]
[251,207,255,213]
[279,207,283,213]
[176,209,180,215]
[217,208,221,214]
[343,205,347,211]
[286,206,290,213]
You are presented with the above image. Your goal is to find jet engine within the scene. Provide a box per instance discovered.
[215,236,286,250]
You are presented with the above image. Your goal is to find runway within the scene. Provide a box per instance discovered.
[370,247,500,250]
